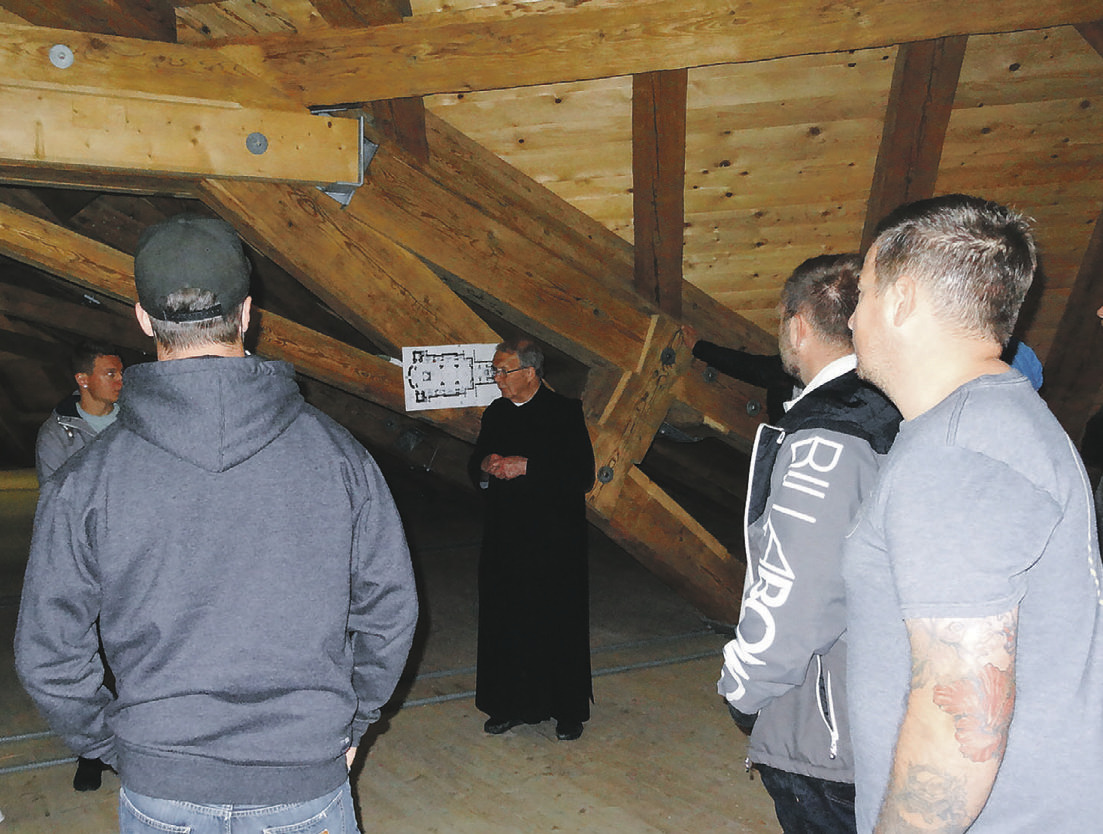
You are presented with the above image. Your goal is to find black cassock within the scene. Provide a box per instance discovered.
[469,384,596,724]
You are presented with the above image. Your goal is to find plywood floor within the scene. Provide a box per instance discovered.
[0,472,779,833]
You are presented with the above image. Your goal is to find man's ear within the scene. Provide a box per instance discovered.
[74,371,89,390]
[889,274,918,327]
[135,303,155,338]
[789,311,811,349]
[239,296,253,338]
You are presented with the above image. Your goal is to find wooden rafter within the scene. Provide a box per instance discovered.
[239,0,1103,104]
[632,69,687,317]
[1042,204,1103,442]
[198,178,498,357]
[0,269,152,354]
[1075,21,1103,58]
[862,36,968,249]
[0,201,482,443]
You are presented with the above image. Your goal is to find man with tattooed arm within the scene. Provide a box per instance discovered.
[843,194,1103,832]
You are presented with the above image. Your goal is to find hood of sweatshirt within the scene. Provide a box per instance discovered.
[117,355,304,473]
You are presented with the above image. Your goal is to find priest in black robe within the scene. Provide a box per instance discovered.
[469,338,595,741]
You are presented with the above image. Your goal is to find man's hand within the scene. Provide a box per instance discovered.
[346,746,357,770]
[480,454,528,480]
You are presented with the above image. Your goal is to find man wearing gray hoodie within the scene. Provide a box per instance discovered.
[16,215,418,833]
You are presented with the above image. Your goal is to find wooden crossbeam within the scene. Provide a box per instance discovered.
[0,24,362,186]
[0,88,363,185]
[239,0,1103,103]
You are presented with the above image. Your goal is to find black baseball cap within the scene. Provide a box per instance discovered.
[133,215,251,322]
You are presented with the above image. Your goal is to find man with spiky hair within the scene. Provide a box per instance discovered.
[845,194,1103,832]
[718,254,900,834]
[17,214,418,833]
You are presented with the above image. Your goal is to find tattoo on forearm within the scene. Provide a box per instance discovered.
[880,764,969,832]
[932,662,1014,762]
[923,612,1017,763]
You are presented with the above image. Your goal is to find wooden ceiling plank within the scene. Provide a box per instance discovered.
[632,69,688,317]
[0,87,362,186]
[1041,202,1103,441]
[198,177,499,356]
[862,36,968,249]
[241,0,1103,104]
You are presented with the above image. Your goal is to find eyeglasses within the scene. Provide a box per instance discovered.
[490,366,526,378]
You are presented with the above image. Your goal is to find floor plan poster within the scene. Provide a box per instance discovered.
[403,343,500,412]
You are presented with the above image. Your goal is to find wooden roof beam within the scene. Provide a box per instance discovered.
[0,270,152,355]
[632,69,687,318]
[0,23,365,187]
[198,177,499,357]
[0,201,481,442]
[862,36,967,250]
[1042,203,1103,442]
[235,0,1103,104]
[177,1,430,163]
[1075,21,1103,58]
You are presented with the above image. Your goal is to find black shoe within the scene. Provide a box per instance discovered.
[73,756,107,792]
[484,716,525,735]
[555,721,584,741]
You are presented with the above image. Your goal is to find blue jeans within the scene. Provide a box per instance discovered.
[118,781,359,834]
[756,764,856,834]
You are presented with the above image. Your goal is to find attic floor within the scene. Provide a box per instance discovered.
[0,471,778,833]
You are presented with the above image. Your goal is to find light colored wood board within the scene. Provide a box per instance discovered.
[0,89,361,184]
[936,156,1103,190]
[255,0,1103,103]
[426,75,632,130]
[941,102,1103,157]
[0,23,297,112]
[954,26,1103,108]
[685,169,877,208]
[686,46,896,112]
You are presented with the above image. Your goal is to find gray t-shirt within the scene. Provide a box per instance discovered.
[844,371,1103,832]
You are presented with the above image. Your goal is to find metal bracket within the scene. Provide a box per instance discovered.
[313,113,376,207]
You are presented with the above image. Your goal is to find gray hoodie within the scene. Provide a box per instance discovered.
[16,355,418,804]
